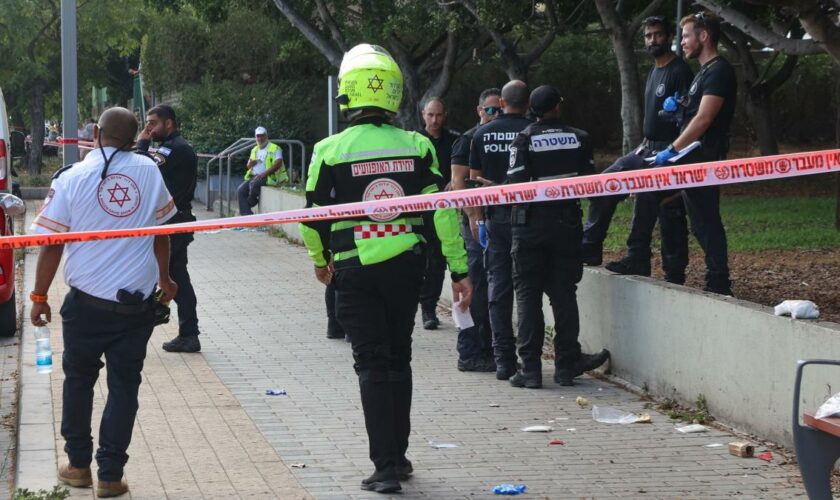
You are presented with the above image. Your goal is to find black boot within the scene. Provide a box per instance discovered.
[554,349,610,386]
[605,257,651,277]
[360,469,401,493]
[422,309,439,330]
[509,370,542,389]
[396,458,413,480]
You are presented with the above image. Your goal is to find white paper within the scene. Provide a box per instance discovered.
[676,424,708,434]
[521,425,553,432]
[452,301,474,330]
[428,441,458,449]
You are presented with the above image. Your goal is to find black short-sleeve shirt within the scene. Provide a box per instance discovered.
[451,123,479,167]
[643,57,694,143]
[419,128,459,185]
[469,113,533,184]
[682,56,737,158]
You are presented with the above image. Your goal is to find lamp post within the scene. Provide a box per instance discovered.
[61,0,79,164]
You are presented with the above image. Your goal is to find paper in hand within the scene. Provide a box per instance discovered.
[452,301,474,330]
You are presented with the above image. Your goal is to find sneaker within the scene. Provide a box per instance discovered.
[509,370,542,389]
[57,463,92,488]
[422,310,439,330]
[97,479,129,497]
[554,349,611,386]
[605,257,651,277]
[396,458,414,480]
[361,470,401,493]
[457,357,496,372]
[162,335,201,353]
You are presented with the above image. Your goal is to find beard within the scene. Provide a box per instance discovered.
[684,44,702,59]
[646,44,667,58]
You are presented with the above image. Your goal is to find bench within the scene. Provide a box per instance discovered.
[793,359,840,499]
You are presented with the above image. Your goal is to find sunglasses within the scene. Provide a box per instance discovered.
[483,106,500,115]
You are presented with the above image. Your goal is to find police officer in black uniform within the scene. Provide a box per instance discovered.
[506,86,610,388]
[583,16,692,284]
[655,12,736,296]
[137,105,202,352]
[449,88,501,372]
[468,80,532,381]
[418,97,460,330]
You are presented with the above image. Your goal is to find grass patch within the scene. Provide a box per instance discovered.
[591,196,840,253]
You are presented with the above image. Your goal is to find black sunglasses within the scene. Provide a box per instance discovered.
[483,106,500,115]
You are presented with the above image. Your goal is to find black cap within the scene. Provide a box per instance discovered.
[529,85,562,117]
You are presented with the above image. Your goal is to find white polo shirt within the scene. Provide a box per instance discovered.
[31,147,178,301]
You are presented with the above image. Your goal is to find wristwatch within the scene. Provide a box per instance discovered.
[451,272,468,283]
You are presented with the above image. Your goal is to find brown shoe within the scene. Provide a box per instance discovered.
[57,463,92,487]
[97,479,129,497]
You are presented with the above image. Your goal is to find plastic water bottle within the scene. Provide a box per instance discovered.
[34,326,53,374]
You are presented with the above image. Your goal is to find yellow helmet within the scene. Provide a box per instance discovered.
[337,44,403,115]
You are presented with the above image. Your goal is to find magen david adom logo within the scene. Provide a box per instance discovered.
[364,178,404,222]
[97,174,141,217]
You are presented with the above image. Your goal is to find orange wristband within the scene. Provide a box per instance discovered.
[29,292,48,303]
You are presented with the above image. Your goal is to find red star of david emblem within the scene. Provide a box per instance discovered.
[367,74,384,93]
[108,183,132,207]
[374,189,394,200]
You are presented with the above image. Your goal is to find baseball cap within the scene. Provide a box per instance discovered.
[254,126,268,136]
[529,85,563,117]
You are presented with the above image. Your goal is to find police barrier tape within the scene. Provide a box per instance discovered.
[3,148,839,250]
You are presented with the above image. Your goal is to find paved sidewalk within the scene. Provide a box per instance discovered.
[17,215,806,498]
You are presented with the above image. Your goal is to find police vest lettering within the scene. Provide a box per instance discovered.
[482,131,519,154]
[530,132,580,152]
[351,159,415,177]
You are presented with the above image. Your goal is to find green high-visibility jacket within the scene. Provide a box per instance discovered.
[299,119,467,274]
[245,142,288,186]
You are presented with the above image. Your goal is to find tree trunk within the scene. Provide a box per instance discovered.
[612,32,643,152]
[396,64,424,131]
[28,81,45,176]
[746,89,778,155]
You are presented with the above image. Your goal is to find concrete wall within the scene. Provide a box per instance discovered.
[258,186,305,242]
[259,187,840,448]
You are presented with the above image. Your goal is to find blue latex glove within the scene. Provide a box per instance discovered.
[655,145,678,165]
[663,91,680,112]
[477,220,488,249]
[493,484,527,495]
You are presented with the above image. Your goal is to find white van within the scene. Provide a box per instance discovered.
[0,87,26,336]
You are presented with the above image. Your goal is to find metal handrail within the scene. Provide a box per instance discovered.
[203,137,307,214]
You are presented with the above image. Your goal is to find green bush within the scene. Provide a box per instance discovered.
[176,78,321,174]
[13,486,69,500]
[140,13,209,94]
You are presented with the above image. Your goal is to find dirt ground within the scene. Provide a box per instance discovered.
[603,247,840,324]
[602,169,840,324]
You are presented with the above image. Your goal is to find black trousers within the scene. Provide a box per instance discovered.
[512,204,583,374]
[583,151,689,279]
[418,233,446,313]
[60,289,154,481]
[170,233,199,336]
[457,218,493,361]
[325,283,343,334]
[678,149,731,292]
[626,191,689,283]
[333,249,424,473]
[485,207,516,369]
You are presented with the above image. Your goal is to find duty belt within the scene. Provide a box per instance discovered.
[69,287,153,315]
